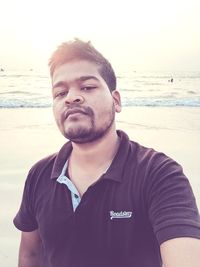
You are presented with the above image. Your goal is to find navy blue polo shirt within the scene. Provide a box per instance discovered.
[14,130,200,267]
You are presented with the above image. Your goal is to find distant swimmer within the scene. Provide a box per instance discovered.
[168,78,173,83]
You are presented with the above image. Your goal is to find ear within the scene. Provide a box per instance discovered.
[112,90,122,113]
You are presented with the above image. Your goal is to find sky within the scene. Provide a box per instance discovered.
[0,0,200,71]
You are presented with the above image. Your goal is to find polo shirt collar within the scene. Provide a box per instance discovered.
[101,130,131,182]
[50,142,72,179]
[50,130,132,183]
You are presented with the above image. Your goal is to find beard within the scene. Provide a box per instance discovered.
[63,104,115,144]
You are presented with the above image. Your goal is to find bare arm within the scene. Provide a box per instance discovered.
[160,237,200,267]
[18,230,42,267]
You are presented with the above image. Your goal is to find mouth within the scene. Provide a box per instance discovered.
[65,109,88,119]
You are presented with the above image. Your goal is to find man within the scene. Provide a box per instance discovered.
[14,39,200,267]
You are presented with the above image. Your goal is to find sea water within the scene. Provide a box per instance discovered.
[0,69,200,108]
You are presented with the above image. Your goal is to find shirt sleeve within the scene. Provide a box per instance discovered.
[146,153,200,245]
[13,169,38,232]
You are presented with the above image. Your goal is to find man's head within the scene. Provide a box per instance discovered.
[50,39,121,144]
[49,38,116,92]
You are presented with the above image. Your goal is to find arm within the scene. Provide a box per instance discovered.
[160,237,200,267]
[18,230,42,267]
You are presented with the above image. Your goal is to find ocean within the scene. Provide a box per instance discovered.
[0,69,200,108]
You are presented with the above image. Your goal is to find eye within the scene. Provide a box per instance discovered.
[54,90,68,98]
[81,86,97,91]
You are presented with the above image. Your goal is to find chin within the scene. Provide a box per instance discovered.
[64,124,113,144]
[64,126,93,142]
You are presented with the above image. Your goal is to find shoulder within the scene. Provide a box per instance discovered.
[129,138,181,175]
[119,131,200,243]
[27,141,72,183]
[29,153,57,174]
[131,140,187,193]
[118,130,183,178]
[26,152,58,182]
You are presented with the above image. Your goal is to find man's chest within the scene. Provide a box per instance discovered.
[35,179,149,248]
[33,178,160,266]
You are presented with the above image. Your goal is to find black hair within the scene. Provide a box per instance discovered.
[49,38,116,91]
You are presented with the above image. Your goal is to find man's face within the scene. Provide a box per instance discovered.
[52,60,121,143]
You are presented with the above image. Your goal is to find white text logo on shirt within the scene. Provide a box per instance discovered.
[110,210,133,220]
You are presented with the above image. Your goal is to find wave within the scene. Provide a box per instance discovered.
[1,70,200,108]
[122,97,200,107]
[0,102,51,108]
[187,90,196,94]
[1,97,200,108]
[0,97,51,108]
[0,90,39,96]
[0,73,48,79]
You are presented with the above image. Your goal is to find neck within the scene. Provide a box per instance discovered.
[70,127,120,169]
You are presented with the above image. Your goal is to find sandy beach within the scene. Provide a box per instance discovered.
[0,106,200,266]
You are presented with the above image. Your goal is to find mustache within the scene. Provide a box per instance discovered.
[64,105,94,119]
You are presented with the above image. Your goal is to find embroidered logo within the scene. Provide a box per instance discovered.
[110,210,133,220]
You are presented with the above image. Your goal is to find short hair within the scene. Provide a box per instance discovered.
[49,38,116,92]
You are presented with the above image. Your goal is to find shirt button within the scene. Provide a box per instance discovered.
[74,194,79,199]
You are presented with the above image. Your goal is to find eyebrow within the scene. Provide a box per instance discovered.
[52,81,67,90]
[77,76,100,82]
[52,76,100,90]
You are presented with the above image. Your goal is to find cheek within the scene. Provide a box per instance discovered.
[52,103,62,123]
[52,104,57,118]
[93,99,114,119]
[93,93,113,109]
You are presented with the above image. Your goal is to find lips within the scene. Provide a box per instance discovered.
[65,108,88,119]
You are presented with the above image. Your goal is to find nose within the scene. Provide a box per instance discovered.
[64,91,84,105]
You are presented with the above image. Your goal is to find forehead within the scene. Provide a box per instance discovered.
[52,60,103,85]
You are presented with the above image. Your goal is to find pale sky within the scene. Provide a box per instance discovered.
[0,0,200,71]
